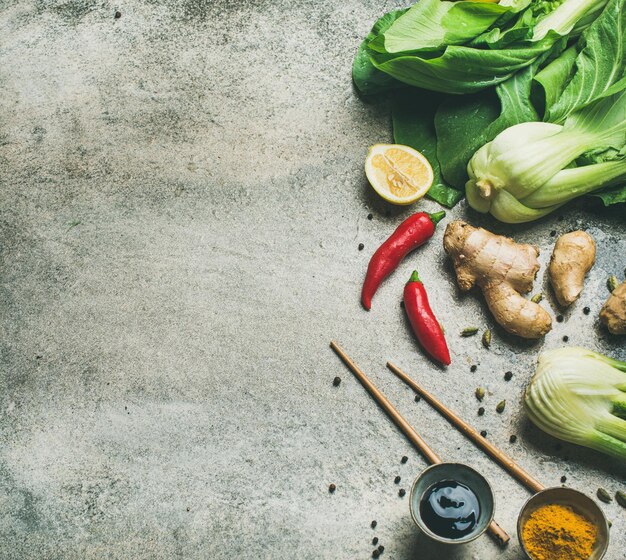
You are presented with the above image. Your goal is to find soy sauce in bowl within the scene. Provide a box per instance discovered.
[419,480,481,539]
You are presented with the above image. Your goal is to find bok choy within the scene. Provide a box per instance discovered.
[354,0,608,95]
[525,347,626,461]
[465,87,626,222]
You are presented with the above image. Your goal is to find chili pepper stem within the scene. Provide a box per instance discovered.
[409,270,421,284]
[428,211,446,225]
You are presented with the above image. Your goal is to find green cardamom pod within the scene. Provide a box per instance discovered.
[597,488,612,504]
[482,329,492,348]
[461,327,479,337]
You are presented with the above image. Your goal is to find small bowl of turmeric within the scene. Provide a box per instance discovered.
[517,487,609,560]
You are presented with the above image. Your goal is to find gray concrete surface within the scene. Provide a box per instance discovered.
[1,1,625,558]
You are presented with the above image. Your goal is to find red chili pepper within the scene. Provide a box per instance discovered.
[404,271,450,365]
[361,211,445,310]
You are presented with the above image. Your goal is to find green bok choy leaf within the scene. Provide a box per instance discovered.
[353,0,608,95]
[525,347,626,461]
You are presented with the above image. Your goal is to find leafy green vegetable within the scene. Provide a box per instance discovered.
[590,184,626,204]
[525,347,626,461]
[354,0,606,95]
[436,63,540,188]
[354,0,625,210]
[391,90,464,207]
[465,87,626,222]
[539,0,626,121]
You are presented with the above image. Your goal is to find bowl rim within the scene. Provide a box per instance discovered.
[409,462,495,545]
[516,486,610,560]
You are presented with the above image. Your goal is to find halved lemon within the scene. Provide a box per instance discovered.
[365,144,434,205]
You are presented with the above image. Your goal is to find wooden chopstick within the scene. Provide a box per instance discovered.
[387,361,545,494]
[330,341,511,548]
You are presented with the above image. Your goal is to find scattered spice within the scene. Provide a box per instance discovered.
[470,365,477,372]
[504,371,513,381]
[114,10,121,19]
[378,545,385,553]
[475,387,485,401]
[478,407,485,416]
[480,430,487,437]
[496,400,506,413]
[394,476,401,484]
[509,435,517,443]
[358,243,365,251]
[333,376,341,387]
[583,306,590,315]
[616,491,626,508]
[372,550,380,559]
[401,455,408,464]
[367,213,373,220]
[607,275,619,293]
[414,394,421,402]
[531,293,543,303]
[482,329,492,348]
[461,327,479,337]
[329,483,336,493]
[550,230,557,237]
[556,314,564,323]
[522,504,597,560]
[561,475,567,483]
[562,335,569,342]
[398,489,406,497]
[597,488,612,504]
[372,537,378,545]
[371,520,377,529]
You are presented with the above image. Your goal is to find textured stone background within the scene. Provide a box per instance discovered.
[0,1,625,559]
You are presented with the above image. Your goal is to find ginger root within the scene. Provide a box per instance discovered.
[548,231,596,307]
[443,221,551,339]
[600,280,626,334]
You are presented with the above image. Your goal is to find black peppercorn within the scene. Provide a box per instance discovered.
[504,371,513,381]
[371,520,377,529]
[560,475,567,483]
[358,243,364,251]
[509,435,517,443]
[398,489,406,497]
[480,430,487,437]
[394,476,401,484]
[550,230,557,237]
[378,545,385,553]
[114,10,121,18]
[328,483,336,493]
[401,456,408,464]
[372,537,378,545]
[470,365,477,372]
[478,407,485,416]
[367,213,373,220]
[373,550,380,559]
[556,314,564,323]
[563,335,569,342]
[414,395,420,402]
[333,376,341,387]
[583,306,590,315]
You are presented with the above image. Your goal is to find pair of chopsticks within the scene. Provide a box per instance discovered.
[330,340,546,548]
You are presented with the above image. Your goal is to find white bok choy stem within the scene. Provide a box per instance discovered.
[524,347,626,461]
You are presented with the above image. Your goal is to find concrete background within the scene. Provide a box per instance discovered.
[1,1,624,558]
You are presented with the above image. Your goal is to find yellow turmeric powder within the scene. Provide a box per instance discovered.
[522,504,598,560]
